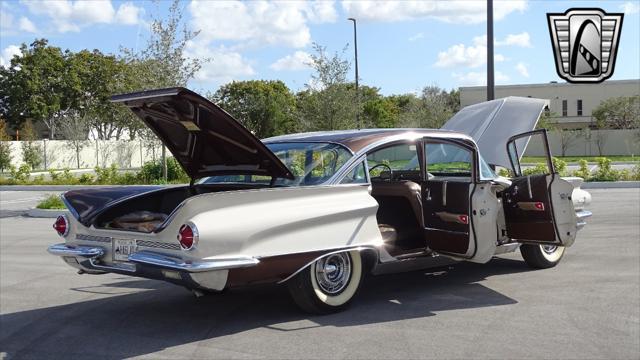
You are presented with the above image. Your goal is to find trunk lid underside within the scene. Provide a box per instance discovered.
[111,87,294,181]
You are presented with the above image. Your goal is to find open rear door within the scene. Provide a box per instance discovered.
[502,130,578,246]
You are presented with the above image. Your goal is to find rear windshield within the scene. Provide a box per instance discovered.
[201,142,352,186]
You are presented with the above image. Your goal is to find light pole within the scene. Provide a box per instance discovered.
[348,17,360,129]
[487,0,495,101]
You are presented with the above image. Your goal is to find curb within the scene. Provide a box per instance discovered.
[582,181,640,189]
[27,208,69,218]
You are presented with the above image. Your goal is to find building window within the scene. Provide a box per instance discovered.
[577,99,583,116]
[562,100,568,116]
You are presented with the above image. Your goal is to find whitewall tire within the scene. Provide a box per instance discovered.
[287,250,364,314]
[520,244,565,269]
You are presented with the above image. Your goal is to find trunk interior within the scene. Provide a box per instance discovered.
[92,184,268,233]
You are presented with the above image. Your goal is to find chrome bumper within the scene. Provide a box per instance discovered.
[48,243,259,291]
[576,209,592,230]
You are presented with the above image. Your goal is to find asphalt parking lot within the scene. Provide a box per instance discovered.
[1,188,639,359]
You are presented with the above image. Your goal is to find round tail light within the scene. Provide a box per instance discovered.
[178,222,198,250]
[53,215,69,237]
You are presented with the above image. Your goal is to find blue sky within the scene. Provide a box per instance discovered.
[1,0,639,95]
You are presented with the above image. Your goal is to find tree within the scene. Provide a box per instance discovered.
[0,119,12,173]
[19,119,42,170]
[398,86,459,129]
[120,0,208,179]
[60,111,91,169]
[592,95,640,129]
[297,43,357,131]
[555,127,583,157]
[0,39,71,138]
[212,80,298,138]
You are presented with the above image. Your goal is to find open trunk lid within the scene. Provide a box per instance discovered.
[441,96,549,168]
[112,87,294,181]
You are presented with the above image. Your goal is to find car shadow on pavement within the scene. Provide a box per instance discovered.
[0,257,528,359]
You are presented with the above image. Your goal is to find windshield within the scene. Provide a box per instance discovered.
[201,142,352,186]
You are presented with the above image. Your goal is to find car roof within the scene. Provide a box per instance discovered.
[263,128,471,154]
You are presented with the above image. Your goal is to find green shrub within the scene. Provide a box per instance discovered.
[36,194,66,209]
[9,164,31,183]
[552,157,567,176]
[591,157,619,181]
[137,158,188,183]
[78,173,95,184]
[573,159,591,180]
[632,164,640,181]
[95,164,119,184]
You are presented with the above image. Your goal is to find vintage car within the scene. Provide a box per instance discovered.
[48,88,592,313]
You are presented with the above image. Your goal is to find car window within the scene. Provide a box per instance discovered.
[202,142,352,186]
[340,161,367,184]
[424,142,473,178]
[367,143,419,178]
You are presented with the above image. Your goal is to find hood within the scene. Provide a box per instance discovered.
[112,87,294,181]
[441,96,549,169]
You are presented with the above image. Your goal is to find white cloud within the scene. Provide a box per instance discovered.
[189,0,336,49]
[472,32,532,47]
[185,43,255,84]
[0,45,22,68]
[620,1,640,14]
[18,16,37,33]
[453,71,509,86]
[497,32,531,47]
[515,62,529,78]
[21,0,143,32]
[408,32,424,42]
[115,2,144,25]
[270,51,312,71]
[342,0,527,24]
[434,41,505,68]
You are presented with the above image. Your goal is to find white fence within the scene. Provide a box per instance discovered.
[524,129,640,157]
[4,140,164,170]
[2,129,638,171]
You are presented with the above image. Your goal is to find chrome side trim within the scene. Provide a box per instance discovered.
[277,246,378,284]
[136,239,181,250]
[48,243,104,258]
[76,233,111,243]
[128,251,259,272]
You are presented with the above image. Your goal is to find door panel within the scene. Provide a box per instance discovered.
[502,174,557,242]
[420,137,478,257]
[503,129,577,245]
[423,180,472,254]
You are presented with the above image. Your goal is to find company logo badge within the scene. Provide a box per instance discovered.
[547,8,624,83]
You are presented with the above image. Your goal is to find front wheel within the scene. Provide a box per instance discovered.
[287,251,363,314]
[520,244,565,269]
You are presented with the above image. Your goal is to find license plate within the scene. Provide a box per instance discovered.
[113,238,137,262]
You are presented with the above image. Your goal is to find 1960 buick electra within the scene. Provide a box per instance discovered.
[48,88,592,314]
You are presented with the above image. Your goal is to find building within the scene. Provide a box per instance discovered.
[460,79,640,129]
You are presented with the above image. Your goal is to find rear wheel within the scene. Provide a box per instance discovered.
[520,244,565,269]
[287,251,363,314]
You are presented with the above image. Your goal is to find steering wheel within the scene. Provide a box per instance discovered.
[369,163,394,181]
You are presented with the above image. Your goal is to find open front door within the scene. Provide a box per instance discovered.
[421,137,477,258]
[503,130,578,246]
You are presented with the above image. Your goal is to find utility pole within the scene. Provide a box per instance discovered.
[348,17,360,129]
[487,0,495,101]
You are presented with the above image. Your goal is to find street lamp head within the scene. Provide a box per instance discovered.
[348,17,356,22]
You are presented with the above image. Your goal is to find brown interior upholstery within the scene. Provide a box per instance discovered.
[371,181,424,253]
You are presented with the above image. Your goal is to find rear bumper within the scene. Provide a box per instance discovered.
[48,243,259,291]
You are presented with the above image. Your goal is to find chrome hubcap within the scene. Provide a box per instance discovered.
[315,253,351,295]
[541,245,558,254]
